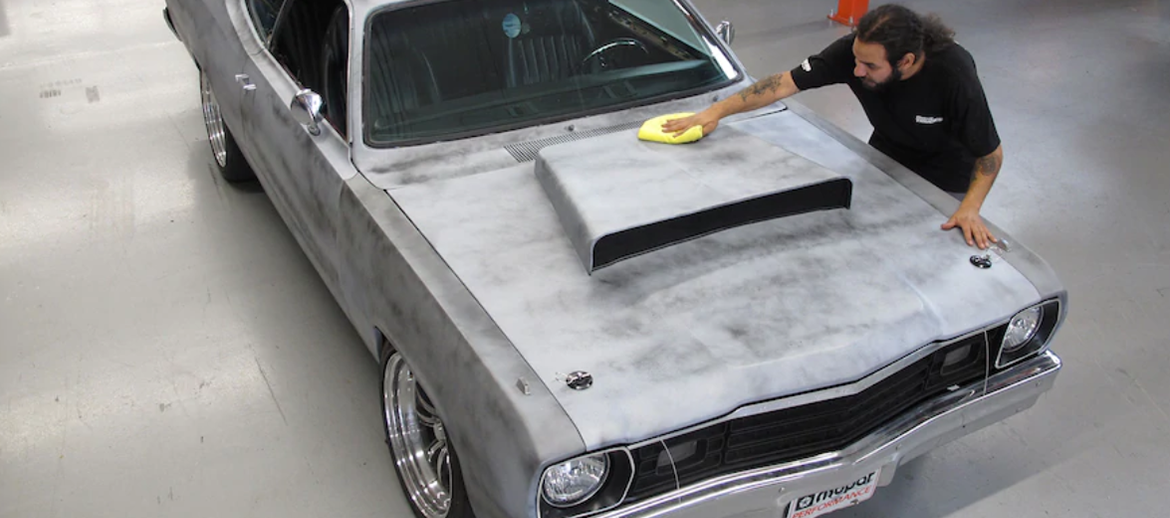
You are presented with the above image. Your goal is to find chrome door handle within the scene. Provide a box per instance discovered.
[235,74,256,92]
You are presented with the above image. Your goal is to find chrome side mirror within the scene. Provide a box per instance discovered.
[290,89,324,136]
[715,21,735,46]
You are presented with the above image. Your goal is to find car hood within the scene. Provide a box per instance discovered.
[381,109,1044,450]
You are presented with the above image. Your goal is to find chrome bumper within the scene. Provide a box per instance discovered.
[596,351,1062,518]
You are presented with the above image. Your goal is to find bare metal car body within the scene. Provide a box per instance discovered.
[164,1,1066,517]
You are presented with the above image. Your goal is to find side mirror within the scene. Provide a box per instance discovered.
[715,21,735,46]
[290,89,324,136]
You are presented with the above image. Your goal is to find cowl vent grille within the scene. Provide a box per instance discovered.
[504,121,642,162]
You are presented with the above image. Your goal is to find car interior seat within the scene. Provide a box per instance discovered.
[366,31,443,138]
[505,0,597,87]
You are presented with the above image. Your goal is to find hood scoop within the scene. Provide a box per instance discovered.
[536,127,852,273]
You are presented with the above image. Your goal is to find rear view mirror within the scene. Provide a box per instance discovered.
[715,21,735,46]
[291,89,324,136]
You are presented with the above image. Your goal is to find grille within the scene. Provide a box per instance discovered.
[503,121,642,162]
[626,329,1000,502]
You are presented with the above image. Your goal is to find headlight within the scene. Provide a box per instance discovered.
[1002,306,1042,352]
[996,300,1062,369]
[541,454,609,508]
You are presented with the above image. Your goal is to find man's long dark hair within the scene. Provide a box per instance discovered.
[856,4,955,65]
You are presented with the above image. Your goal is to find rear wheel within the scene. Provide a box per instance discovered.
[199,71,255,182]
[382,348,476,518]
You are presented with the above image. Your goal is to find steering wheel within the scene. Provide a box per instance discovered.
[581,38,649,70]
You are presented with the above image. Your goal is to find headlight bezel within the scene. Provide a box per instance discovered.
[538,448,635,518]
[995,300,1062,369]
[541,454,610,508]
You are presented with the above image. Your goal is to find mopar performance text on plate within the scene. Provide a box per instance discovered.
[786,472,879,518]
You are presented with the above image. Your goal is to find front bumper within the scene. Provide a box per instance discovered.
[595,350,1062,518]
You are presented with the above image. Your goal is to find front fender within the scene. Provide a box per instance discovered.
[337,175,587,518]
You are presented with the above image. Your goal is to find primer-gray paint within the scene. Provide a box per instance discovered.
[389,108,1046,450]
[13,0,1170,518]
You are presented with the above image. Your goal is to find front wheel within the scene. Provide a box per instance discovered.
[382,349,476,518]
[199,71,255,182]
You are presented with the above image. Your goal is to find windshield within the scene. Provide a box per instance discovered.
[363,0,738,146]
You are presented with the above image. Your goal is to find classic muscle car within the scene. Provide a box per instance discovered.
[163,1,1067,517]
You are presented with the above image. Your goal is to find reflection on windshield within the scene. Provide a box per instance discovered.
[364,0,735,146]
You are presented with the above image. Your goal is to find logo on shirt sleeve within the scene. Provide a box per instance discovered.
[915,115,944,124]
[801,59,812,72]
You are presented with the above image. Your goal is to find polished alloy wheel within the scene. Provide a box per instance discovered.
[385,353,452,518]
[199,72,229,168]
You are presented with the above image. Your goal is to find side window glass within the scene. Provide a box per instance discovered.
[246,0,286,43]
[270,0,350,137]
[320,7,350,135]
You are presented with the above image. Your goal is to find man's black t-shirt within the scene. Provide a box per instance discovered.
[789,34,1000,193]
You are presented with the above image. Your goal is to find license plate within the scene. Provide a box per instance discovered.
[783,470,879,518]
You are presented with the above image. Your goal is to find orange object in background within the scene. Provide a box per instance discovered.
[828,0,869,27]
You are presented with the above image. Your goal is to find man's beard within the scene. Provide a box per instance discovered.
[862,67,902,92]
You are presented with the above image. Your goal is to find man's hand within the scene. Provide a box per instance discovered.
[942,203,998,249]
[944,145,1004,249]
[662,110,720,137]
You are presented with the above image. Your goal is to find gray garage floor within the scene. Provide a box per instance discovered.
[1,0,1166,517]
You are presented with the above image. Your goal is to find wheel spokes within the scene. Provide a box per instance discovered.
[384,355,453,518]
[426,439,446,462]
[435,446,451,491]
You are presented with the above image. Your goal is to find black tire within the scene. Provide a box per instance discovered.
[379,343,477,518]
[199,71,256,183]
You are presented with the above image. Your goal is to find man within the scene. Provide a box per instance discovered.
[664,4,1003,249]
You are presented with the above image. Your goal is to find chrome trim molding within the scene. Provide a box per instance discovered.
[593,351,1061,518]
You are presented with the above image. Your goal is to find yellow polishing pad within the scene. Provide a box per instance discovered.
[637,113,704,144]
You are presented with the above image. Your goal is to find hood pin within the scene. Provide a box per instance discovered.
[971,239,1011,269]
[970,254,992,269]
[563,371,593,391]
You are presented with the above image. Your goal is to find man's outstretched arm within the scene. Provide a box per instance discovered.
[662,71,800,136]
[942,145,1004,249]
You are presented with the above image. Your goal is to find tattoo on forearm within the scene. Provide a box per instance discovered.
[975,154,1001,177]
[738,74,785,103]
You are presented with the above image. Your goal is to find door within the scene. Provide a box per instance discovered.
[236,0,356,290]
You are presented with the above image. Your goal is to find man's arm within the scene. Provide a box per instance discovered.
[661,72,800,136]
[941,145,1004,249]
[721,72,801,116]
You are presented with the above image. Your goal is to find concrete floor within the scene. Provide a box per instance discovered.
[0,0,1166,517]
